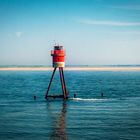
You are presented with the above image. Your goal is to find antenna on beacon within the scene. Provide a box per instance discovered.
[45,44,69,100]
[53,40,57,46]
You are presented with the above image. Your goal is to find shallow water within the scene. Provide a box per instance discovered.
[0,71,140,140]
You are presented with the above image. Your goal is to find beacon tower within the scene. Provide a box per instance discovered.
[45,45,68,99]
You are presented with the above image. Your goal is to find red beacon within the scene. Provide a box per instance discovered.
[45,45,69,100]
[51,45,65,68]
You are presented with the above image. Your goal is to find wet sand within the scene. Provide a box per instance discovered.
[0,67,140,71]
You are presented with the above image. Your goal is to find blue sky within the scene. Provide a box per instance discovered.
[0,0,140,65]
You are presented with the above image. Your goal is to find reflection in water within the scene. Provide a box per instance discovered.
[46,101,68,140]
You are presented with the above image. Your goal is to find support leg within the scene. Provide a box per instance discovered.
[59,68,67,99]
[61,68,67,98]
[45,67,57,99]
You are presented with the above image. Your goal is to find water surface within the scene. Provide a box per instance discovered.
[0,71,140,140]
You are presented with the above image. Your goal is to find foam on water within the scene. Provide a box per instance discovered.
[70,97,108,101]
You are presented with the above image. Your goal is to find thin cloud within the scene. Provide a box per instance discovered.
[110,5,140,11]
[105,30,140,36]
[112,31,140,35]
[16,32,23,37]
[79,19,140,26]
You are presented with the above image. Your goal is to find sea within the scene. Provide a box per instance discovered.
[0,70,140,140]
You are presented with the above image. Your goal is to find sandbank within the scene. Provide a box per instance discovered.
[0,67,140,71]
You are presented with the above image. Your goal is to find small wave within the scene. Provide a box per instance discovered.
[70,98,108,101]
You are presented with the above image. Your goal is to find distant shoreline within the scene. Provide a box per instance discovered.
[0,66,140,71]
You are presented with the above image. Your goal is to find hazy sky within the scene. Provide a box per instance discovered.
[0,0,140,65]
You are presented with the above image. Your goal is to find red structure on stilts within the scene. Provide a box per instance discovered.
[45,45,69,100]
